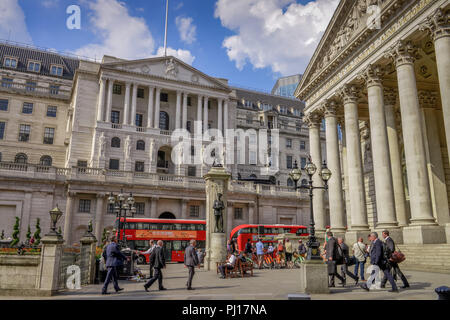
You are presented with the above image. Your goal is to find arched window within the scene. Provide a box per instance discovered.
[39,155,52,166]
[111,137,121,148]
[301,179,308,186]
[287,178,294,187]
[159,111,169,130]
[15,153,28,164]
[136,140,145,151]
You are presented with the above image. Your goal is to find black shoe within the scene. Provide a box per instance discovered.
[355,277,359,286]
[401,285,410,289]
[159,287,167,291]
[380,285,386,288]
[144,285,149,292]
[360,284,369,291]
[187,287,195,290]
[389,288,399,293]
[115,288,124,292]
[328,284,335,288]
[101,292,110,295]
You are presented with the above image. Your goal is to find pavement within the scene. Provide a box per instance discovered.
[2,263,449,300]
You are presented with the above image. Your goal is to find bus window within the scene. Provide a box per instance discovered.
[127,222,136,229]
[142,223,149,230]
[196,224,204,231]
[161,224,172,230]
[174,224,182,230]
[181,240,189,249]
[250,227,258,234]
[137,223,144,230]
[257,226,264,234]
[172,241,182,251]
[134,240,147,250]
[188,224,196,231]
[238,228,250,234]
[264,228,273,233]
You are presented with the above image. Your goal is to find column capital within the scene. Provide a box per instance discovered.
[419,7,450,41]
[303,111,322,128]
[96,193,106,199]
[155,87,161,93]
[67,191,77,197]
[358,64,384,87]
[319,100,338,118]
[337,84,359,104]
[418,90,439,109]
[385,40,417,68]
[383,87,397,106]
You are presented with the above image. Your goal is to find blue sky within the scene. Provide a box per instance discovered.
[1,0,338,92]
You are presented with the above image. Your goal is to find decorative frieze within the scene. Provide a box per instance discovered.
[418,90,438,109]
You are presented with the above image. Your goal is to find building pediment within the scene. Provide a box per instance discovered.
[102,56,230,91]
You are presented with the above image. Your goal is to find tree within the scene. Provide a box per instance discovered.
[34,218,41,246]
[11,217,20,247]
[1,230,4,240]
[26,225,31,244]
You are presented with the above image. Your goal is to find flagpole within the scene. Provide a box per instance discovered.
[164,0,169,56]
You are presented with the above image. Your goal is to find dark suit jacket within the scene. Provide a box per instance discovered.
[325,237,339,260]
[105,242,127,267]
[184,245,199,267]
[150,246,166,269]
[384,237,395,259]
[370,239,384,267]
[338,242,350,264]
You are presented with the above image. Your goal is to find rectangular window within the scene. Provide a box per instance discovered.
[113,84,122,95]
[111,111,120,124]
[160,92,168,102]
[47,106,57,117]
[1,77,13,88]
[79,199,91,213]
[109,159,120,170]
[50,65,63,76]
[0,122,5,140]
[19,124,30,142]
[296,121,301,132]
[107,203,115,214]
[135,161,145,172]
[43,127,55,144]
[26,81,36,92]
[77,160,88,167]
[49,85,59,95]
[187,97,192,106]
[187,166,196,177]
[301,157,307,169]
[27,61,41,72]
[300,140,306,150]
[4,57,17,68]
[135,202,145,215]
[286,155,293,169]
[249,151,257,165]
[234,208,243,220]
[189,206,200,217]
[22,102,33,114]
[137,88,145,98]
[0,99,8,111]
[186,121,191,133]
[286,138,292,148]
[135,113,143,127]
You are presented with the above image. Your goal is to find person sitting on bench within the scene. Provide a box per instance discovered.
[219,252,237,278]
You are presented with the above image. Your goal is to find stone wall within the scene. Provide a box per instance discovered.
[0,255,41,295]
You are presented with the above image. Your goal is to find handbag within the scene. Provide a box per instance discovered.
[347,256,357,266]
[356,243,368,262]
[391,250,405,264]
[327,260,337,275]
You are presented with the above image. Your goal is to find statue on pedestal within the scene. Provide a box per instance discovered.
[213,193,225,233]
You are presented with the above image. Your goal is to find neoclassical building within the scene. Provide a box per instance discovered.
[296,0,450,244]
[0,41,322,246]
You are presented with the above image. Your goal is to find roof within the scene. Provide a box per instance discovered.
[0,42,80,80]
[233,87,305,109]
[271,74,302,94]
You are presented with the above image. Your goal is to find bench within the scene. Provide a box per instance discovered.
[240,260,254,277]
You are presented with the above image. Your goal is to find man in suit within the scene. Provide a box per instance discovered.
[139,239,156,278]
[184,239,199,290]
[325,231,345,287]
[337,237,359,285]
[360,232,398,292]
[102,236,127,295]
[144,240,167,292]
[381,230,409,289]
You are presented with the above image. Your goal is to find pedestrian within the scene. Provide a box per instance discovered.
[337,237,359,285]
[285,238,293,267]
[360,232,398,292]
[144,240,167,292]
[267,242,274,257]
[325,231,345,287]
[352,237,367,281]
[102,236,126,295]
[255,238,264,269]
[298,239,307,258]
[139,239,156,278]
[277,240,285,267]
[381,230,409,289]
[184,239,199,290]
[219,252,237,278]
[245,238,253,255]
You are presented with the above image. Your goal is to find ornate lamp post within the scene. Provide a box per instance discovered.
[289,156,331,260]
[47,205,63,237]
[108,189,136,248]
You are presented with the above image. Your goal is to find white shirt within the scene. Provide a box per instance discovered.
[227,254,236,267]
[141,244,156,255]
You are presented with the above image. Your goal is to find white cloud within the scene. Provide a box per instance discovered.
[214,0,339,75]
[0,0,32,44]
[176,16,197,44]
[41,0,59,8]
[155,47,195,65]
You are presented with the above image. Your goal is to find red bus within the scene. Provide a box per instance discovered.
[230,224,309,252]
[115,218,206,263]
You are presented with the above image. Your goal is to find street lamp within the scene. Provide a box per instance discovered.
[48,205,63,237]
[108,189,136,248]
[289,156,331,260]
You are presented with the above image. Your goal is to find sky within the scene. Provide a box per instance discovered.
[0,0,339,93]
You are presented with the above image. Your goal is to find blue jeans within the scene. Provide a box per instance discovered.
[354,260,365,280]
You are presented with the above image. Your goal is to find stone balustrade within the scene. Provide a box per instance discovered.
[0,81,71,100]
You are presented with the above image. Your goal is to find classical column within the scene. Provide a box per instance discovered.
[339,120,352,227]
[421,8,450,164]
[362,65,398,229]
[321,101,346,232]
[384,88,408,227]
[248,203,255,224]
[223,100,229,132]
[227,202,234,239]
[304,112,326,233]
[130,83,138,126]
[94,193,105,245]
[197,95,203,135]
[150,197,159,218]
[105,79,113,123]
[181,199,189,219]
[182,92,188,130]
[123,82,131,125]
[154,87,161,129]
[97,77,106,121]
[339,85,369,232]
[386,41,435,226]
[218,98,223,133]
[175,90,182,129]
[147,86,154,128]
[203,96,209,133]
[63,192,76,245]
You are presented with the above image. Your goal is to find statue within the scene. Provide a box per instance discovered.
[99,132,106,158]
[165,58,178,77]
[213,193,225,233]
[124,136,132,159]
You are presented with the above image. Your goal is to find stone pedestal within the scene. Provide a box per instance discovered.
[210,233,227,269]
[37,234,64,295]
[403,225,446,244]
[80,233,97,285]
[445,223,450,244]
[299,260,329,294]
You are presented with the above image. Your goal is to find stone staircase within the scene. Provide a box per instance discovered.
[396,244,450,274]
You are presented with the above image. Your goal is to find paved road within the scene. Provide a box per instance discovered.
[3,263,449,300]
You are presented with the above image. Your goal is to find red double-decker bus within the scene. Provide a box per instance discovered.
[230,224,309,252]
[115,218,206,263]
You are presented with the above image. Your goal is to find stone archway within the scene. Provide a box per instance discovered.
[159,212,176,219]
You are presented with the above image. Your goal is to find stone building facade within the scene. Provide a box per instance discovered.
[296,0,450,244]
[0,42,324,245]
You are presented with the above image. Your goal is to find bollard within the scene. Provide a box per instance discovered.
[435,286,450,300]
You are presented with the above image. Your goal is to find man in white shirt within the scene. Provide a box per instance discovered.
[219,253,237,279]
[352,237,367,281]
[139,240,156,278]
